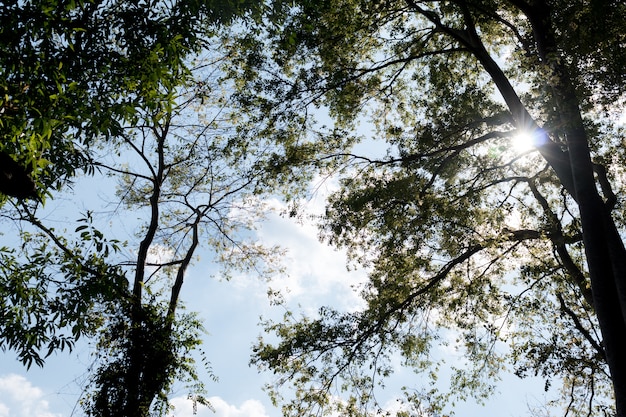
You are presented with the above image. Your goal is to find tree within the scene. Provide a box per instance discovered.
[1,2,295,415]
[226,0,626,415]
[80,52,290,416]
[0,0,262,201]
[0,0,267,370]
[2,44,291,415]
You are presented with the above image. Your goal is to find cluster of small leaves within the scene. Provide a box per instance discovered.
[236,0,624,415]
[548,0,626,107]
[0,213,127,368]
[82,300,210,417]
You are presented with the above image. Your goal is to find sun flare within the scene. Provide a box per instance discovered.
[512,129,537,153]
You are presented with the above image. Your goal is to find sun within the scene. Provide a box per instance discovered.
[511,129,537,153]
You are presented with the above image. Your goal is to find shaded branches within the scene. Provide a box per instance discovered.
[236,0,625,414]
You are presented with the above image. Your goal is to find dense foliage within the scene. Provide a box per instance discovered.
[0,1,282,415]
[2,0,625,416]
[0,0,261,360]
[0,0,262,199]
[224,0,626,416]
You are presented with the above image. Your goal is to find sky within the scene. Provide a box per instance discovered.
[0,171,557,417]
[2,6,624,417]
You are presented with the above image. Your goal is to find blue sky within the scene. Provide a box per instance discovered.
[0,173,556,417]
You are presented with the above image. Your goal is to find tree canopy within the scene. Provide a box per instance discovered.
[1,42,291,415]
[0,0,263,200]
[2,0,626,416]
[0,2,291,415]
[80,52,289,415]
[225,0,626,415]
[0,0,268,363]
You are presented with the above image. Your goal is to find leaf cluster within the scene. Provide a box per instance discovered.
[0,0,263,200]
[235,0,624,415]
[83,301,209,417]
[0,211,128,368]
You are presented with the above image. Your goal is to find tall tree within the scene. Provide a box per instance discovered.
[1,0,265,371]
[0,2,291,414]
[2,47,290,415]
[80,53,289,416]
[227,0,626,415]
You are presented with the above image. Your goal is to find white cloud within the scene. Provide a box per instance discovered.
[219,177,368,314]
[0,374,61,417]
[146,243,176,265]
[168,396,271,417]
[209,397,270,417]
[255,198,367,313]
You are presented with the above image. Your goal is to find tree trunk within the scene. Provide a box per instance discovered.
[441,1,626,412]
[526,3,626,411]
[556,65,626,415]
[584,204,626,416]
[565,112,626,414]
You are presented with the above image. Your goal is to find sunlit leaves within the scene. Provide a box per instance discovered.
[235,0,623,415]
[0,0,263,202]
[0,215,128,368]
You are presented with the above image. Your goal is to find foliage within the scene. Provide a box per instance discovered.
[228,0,626,416]
[0,209,127,368]
[73,46,293,416]
[82,301,212,417]
[0,0,263,200]
[2,40,289,413]
[0,3,294,414]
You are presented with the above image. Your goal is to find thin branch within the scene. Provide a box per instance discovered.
[592,162,617,210]
[121,130,159,180]
[132,115,169,300]
[93,162,153,182]
[556,292,605,361]
[524,178,593,307]
[19,204,105,280]
[168,214,199,317]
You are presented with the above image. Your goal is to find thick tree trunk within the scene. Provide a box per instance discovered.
[472,1,626,411]
[566,115,626,414]
[436,1,626,412]
[526,2,626,410]
[120,309,174,417]
[585,205,626,416]
[558,77,626,414]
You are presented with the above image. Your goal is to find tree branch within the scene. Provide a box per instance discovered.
[168,215,199,318]
[405,0,578,198]
[556,292,606,361]
[20,205,105,280]
[524,178,594,307]
[592,162,617,210]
